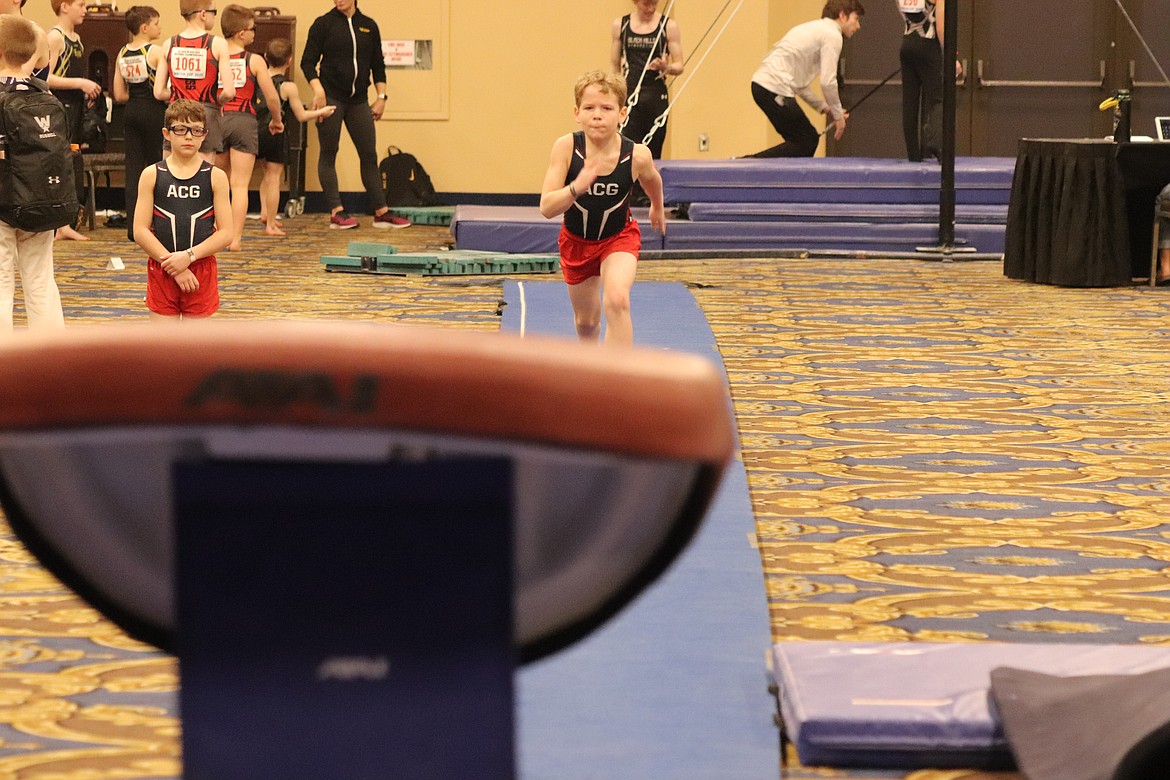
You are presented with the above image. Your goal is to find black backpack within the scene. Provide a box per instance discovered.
[0,79,80,233]
[379,146,437,207]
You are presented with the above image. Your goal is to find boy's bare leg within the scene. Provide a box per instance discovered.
[566,275,602,341]
[260,162,286,236]
[224,149,255,251]
[1160,247,1170,282]
[599,251,637,345]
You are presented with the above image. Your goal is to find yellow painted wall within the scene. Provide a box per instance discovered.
[27,0,828,195]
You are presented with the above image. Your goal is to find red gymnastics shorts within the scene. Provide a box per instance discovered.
[146,256,220,317]
[557,220,641,285]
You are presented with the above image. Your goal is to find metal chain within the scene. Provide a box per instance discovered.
[620,0,676,132]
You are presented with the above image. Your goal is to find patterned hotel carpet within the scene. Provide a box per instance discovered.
[2,215,1170,778]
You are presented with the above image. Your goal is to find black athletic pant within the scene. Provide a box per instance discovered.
[624,88,668,159]
[316,98,386,213]
[745,82,819,158]
[900,34,943,162]
[123,97,167,240]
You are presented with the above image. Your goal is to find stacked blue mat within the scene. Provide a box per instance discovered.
[660,157,1013,253]
[451,157,1014,255]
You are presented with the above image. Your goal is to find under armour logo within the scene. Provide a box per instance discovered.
[47,176,61,184]
[34,115,51,132]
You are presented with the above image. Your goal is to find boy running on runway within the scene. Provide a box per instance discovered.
[133,99,232,321]
[539,70,665,346]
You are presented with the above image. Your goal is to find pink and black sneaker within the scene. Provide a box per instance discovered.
[329,211,358,229]
[373,211,411,229]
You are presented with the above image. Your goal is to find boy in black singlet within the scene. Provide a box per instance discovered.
[255,38,335,237]
[539,70,665,346]
[132,99,233,321]
[114,6,167,241]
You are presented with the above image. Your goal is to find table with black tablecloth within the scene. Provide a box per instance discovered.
[1004,139,1170,287]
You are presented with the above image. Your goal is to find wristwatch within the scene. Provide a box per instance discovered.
[377,93,388,101]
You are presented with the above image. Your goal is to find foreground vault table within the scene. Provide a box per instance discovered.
[0,322,735,779]
[1004,138,1170,287]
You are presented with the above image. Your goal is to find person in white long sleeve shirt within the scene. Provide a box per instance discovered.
[744,0,863,158]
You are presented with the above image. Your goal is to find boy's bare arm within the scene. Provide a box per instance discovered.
[202,167,235,257]
[212,37,235,105]
[153,41,171,102]
[609,17,623,74]
[282,81,335,123]
[133,166,172,260]
[540,134,601,219]
[112,66,129,103]
[172,268,199,292]
[633,144,666,233]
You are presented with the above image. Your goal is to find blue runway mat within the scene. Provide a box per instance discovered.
[505,281,779,779]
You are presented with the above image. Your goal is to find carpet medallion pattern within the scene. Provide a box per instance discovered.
[0,219,1166,779]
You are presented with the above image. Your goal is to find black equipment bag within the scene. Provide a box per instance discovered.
[0,79,81,233]
[78,93,109,153]
[379,146,437,207]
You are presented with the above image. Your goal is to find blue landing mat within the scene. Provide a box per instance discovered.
[505,281,779,779]
[658,157,1016,204]
[451,206,665,254]
[687,202,1009,224]
[452,206,1005,254]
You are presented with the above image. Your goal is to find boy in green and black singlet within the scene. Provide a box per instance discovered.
[114,5,167,241]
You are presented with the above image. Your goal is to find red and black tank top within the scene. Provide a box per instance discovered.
[167,33,219,104]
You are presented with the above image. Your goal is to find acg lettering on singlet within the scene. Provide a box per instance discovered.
[898,0,927,11]
[167,184,202,198]
[588,182,622,197]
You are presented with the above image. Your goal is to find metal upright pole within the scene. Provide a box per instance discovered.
[938,0,958,250]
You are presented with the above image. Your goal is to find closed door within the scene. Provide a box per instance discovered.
[969,0,1112,155]
[828,0,907,158]
[828,0,1141,157]
[829,0,972,158]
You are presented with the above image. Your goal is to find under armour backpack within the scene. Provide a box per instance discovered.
[0,78,81,233]
[379,146,437,207]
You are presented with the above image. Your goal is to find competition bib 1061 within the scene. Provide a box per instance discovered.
[171,46,208,80]
[899,0,927,12]
[119,53,149,84]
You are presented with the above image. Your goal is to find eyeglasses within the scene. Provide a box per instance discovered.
[202,7,217,15]
[167,124,209,137]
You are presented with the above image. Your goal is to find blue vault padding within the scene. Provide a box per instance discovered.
[771,641,1170,770]
[176,458,514,780]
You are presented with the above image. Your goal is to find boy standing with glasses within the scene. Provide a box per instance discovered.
[153,0,235,162]
[133,99,233,321]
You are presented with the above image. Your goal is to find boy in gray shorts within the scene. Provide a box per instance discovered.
[215,4,282,250]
